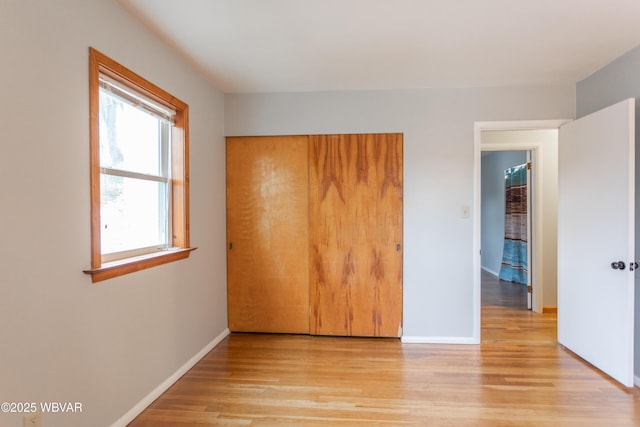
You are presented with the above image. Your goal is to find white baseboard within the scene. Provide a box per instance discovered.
[401,335,479,344]
[481,266,499,277]
[111,328,231,427]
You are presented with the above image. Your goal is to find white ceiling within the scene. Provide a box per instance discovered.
[118,0,640,93]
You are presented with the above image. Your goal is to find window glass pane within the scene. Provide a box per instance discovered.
[99,89,163,176]
[100,174,168,255]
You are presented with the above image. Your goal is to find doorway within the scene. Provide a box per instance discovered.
[481,149,531,310]
[472,120,566,342]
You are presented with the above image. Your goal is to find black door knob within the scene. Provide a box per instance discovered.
[611,261,626,270]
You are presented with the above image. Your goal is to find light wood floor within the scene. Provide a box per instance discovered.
[129,271,640,426]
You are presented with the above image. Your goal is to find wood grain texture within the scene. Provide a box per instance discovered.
[128,270,640,426]
[226,136,310,333]
[309,134,403,337]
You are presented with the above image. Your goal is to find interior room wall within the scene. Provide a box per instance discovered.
[480,151,528,276]
[0,1,227,426]
[576,45,640,380]
[225,87,575,341]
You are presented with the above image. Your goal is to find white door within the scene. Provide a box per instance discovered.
[558,98,635,387]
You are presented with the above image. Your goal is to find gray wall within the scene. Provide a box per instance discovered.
[0,1,228,426]
[225,87,575,340]
[577,45,640,118]
[577,45,640,380]
[481,151,528,275]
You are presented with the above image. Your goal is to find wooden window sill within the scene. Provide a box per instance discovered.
[83,247,197,283]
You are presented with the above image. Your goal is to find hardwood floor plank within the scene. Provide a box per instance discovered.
[129,271,640,426]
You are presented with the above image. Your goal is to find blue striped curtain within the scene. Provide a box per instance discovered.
[499,164,528,285]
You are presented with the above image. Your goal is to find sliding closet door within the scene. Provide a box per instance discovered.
[309,133,403,337]
[226,136,309,333]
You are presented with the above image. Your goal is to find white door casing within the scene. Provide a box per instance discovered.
[474,120,566,340]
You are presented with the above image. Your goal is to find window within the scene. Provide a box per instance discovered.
[84,48,194,282]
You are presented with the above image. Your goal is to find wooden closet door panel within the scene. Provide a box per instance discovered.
[310,133,403,337]
[226,135,309,333]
